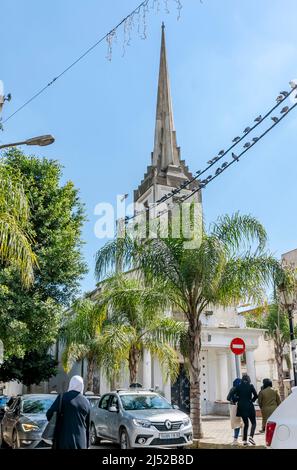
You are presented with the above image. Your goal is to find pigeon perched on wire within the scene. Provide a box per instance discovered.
[218,150,225,156]
[276,95,284,103]
[232,136,240,143]
[213,156,220,162]
[221,162,228,169]
[271,116,279,123]
[196,170,202,175]
[215,168,222,175]
[254,115,262,123]
[281,106,289,114]
[207,159,213,165]
[243,127,251,133]
[232,153,239,161]
[280,91,289,97]
[243,142,251,148]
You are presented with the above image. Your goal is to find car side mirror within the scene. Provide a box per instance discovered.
[108,406,118,413]
[172,404,179,410]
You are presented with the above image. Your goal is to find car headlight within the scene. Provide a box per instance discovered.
[133,419,151,428]
[21,423,39,432]
[183,418,191,427]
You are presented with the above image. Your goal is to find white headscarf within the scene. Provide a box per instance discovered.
[68,375,84,393]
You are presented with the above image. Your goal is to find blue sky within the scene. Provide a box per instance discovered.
[1,0,297,294]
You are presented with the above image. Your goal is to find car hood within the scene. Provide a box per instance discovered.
[125,409,188,422]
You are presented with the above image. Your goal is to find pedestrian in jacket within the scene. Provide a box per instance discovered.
[227,378,242,445]
[258,378,281,432]
[235,374,258,446]
[46,375,91,449]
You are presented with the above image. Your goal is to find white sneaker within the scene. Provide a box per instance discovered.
[243,441,249,446]
[249,437,256,446]
[231,439,239,446]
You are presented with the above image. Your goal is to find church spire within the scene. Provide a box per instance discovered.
[152,23,180,170]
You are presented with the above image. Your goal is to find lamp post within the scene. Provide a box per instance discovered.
[279,287,297,387]
[0,134,55,150]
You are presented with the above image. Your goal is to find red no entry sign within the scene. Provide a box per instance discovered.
[230,337,246,355]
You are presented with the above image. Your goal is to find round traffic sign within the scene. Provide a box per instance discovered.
[230,337,246,355]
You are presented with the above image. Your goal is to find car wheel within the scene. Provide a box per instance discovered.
[90,423,101,446]
[12,430,20,449]
[120,428,131,450]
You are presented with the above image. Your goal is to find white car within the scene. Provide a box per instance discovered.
[266,386,297,449]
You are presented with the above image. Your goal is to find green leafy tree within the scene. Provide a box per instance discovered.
[95,211,277,438]
[0,350,58,388]
[0,149,87,358]
[0,165,37,286]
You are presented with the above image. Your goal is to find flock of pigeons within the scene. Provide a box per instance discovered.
[125,80,297,222]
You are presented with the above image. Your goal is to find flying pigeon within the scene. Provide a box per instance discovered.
[252,137,259,143]
[271,116,279,123]
[243,127,251,133]
[281,106,289,114]
[232,152,239,161]
[232,136,240,143]
[243,142,251,148]
[280,91,289,97]
[218,150,225,156]
[254,115,262,123]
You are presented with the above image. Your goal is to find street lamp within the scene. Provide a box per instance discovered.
[279,286,297,387]
[0,134,55,150]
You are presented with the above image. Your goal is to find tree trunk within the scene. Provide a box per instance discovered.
[274,340,285,401]
[86,356,95,392]
[129,346,140,384]
[188,313,203,439]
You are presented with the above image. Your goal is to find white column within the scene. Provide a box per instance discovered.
[142,349,152,389]
[230,352,237,383]
[217,351,229,401]
[246,349,256,386]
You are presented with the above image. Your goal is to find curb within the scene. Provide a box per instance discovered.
[188,440,266,449]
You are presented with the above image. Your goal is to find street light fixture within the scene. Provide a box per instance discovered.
[0,134,55,150]
[279,285,297,387]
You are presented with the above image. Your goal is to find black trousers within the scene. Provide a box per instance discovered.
[242,415,256,441]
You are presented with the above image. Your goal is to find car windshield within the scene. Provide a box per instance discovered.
[22,397,55,414]
[88,398,100,408]
[120,394,172,411]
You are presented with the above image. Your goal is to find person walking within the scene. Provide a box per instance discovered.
[227,378,242,445]
[235,374,258,446]
[258,378,281,433]
[46,375,91,449]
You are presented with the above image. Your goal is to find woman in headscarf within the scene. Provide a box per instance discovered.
[235,374,258,446]
[46,375,91,449]
[258,378,281,433]
[227,378,242,445]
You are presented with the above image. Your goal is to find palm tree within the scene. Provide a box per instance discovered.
[95,211,277,439]
[247,303,296,401]
[0,166,37,286]
[98,274,186,385]
[61,298,111,391]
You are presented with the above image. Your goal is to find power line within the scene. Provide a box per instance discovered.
[2,0,177,125]
[125,84,297,223]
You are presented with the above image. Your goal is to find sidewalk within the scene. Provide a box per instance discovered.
[190,416,266,449]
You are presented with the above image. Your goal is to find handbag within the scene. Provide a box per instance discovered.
[229,403,243,429]
[42,393,63,441]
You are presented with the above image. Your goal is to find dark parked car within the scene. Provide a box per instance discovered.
[1,394,57,448]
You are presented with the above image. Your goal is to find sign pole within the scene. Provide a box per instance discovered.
[235,354,240,378]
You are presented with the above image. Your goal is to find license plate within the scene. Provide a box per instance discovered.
[159,432,180,439]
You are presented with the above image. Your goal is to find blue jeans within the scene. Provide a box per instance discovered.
[234,427,240,439]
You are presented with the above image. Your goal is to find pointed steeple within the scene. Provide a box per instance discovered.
[152,23,180,170]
